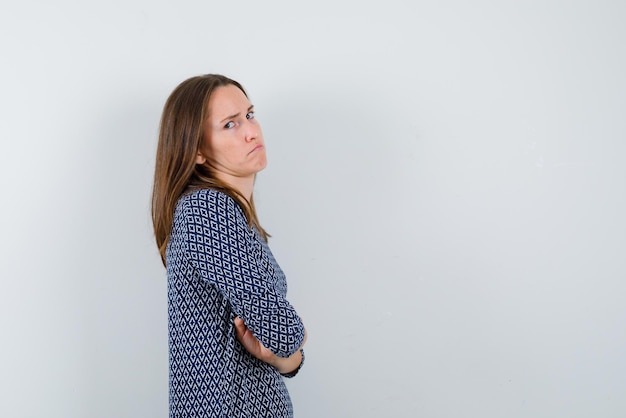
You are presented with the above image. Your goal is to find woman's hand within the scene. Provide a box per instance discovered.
[234,317,306,375]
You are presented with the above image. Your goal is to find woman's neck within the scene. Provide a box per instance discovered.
[218,173,255,202]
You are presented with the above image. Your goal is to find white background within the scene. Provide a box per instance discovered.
[1,1,625,417]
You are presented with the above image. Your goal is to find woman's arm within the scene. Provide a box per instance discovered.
[234,317,306,375]
[183,190,306,357]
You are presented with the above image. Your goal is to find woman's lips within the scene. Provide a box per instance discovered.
[249,144,264,154]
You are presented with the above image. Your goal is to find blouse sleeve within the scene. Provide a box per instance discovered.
[182,189,305,358]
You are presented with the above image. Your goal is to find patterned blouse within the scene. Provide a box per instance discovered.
[166,188,306,417]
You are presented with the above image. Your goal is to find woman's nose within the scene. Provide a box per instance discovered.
[244,121,260,142]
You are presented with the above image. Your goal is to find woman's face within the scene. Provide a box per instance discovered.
[198,84,267,181]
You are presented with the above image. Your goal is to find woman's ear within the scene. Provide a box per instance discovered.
[195,152,206,165]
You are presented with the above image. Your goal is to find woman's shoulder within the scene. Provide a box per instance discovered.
[180,187,244,216]
[183,187,227,202]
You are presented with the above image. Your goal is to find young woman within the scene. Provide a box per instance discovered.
[152,74,307,417]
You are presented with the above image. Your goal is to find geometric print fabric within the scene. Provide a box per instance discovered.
[166,189,305,417]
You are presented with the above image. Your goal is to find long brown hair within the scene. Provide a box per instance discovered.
[151,74,268,266]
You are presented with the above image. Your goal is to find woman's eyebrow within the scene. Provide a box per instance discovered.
[219,105,254,124]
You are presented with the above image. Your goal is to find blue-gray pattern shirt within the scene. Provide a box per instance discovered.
[166,188,305,417]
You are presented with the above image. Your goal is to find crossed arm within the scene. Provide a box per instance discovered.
[184,190,307,374]
[185,190,306,376]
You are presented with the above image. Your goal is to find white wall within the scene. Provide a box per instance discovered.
[1,1,625,417]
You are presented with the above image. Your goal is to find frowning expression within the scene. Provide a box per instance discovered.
[197,84,267,182]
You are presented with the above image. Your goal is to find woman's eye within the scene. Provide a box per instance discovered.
[246,111,255,120]
[224,121,235,129]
